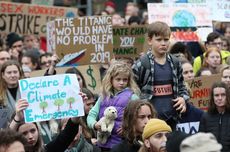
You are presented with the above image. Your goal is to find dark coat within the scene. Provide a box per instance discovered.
[110,139,141,152]
[199,112,230,152]
[44,119,79,152]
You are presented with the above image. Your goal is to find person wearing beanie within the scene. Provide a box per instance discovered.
[105,1,116,15]
[6,32,23,61]
[139,119,172,152]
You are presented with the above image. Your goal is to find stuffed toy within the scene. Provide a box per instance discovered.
[97,106,117,144]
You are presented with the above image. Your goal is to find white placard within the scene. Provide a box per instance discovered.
[19,74,84,123]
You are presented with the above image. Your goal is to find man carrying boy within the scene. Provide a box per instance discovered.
[132,21,189,129]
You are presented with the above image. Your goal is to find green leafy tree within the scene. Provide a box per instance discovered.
[67,97,76,109]
[40,101,48,113]
[54,99,64,111]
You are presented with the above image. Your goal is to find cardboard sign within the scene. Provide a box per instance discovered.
[0,108,8,128]
[209,0,230,22]
[30,64,102,94]
[113,25,147,58]
[0,1,78,36]
[48,16,113,65]
[187,74,221,111]
[19,74,85,123]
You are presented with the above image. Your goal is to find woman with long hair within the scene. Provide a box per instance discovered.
[0,60,24,127]
[199,82,230,152]
[112,100,157,152]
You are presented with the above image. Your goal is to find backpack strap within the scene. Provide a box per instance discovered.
[139,54,151,88]
[140,54,151,69]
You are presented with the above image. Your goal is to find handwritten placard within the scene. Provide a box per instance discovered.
[113,25,147,58]
[47,20,56,53]
[209,0,230,22]
[187,74,221,111]
[148,3,212,27]
[19,74,85,123]
[31,0,54,6]
[163,0,206,3]
[177,122,199,134]
[148,3,212,42]
[48,16,113,65]
[0,1,78,36]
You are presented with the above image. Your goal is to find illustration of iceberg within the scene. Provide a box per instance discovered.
[56,49,86,66]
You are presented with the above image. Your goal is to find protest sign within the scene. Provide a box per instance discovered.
[0,108,8,128]
[187,74,221,111]
[209,0,230,22]
[148,3,212,27]
[177,122,200,134]
[19,74,85,123]
[163,0,206,3]
[148,3,212,42]
[162,0,230,23]
[30,64,102,94]
[113,25,147,58]
[48,16,113,65]
[0,1,78,36]
[31,0,54,6]
[47,20,56,53]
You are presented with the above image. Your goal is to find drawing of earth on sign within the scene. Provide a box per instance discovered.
[172,10,196,27]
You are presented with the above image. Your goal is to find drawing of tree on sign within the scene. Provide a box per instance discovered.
[67,97,76,109]
[39,101,48,113]
[54,99,64,111]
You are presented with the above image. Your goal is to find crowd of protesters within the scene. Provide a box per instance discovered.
[0,0,230,152]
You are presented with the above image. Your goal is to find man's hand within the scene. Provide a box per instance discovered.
[9,48,19,59]
[51,54,59,67]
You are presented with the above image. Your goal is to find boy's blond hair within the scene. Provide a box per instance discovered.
[147,21,171,39]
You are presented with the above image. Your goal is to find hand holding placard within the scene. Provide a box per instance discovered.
[19,74,85,123]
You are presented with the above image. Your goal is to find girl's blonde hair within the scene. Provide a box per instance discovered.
[101,61,140,99]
